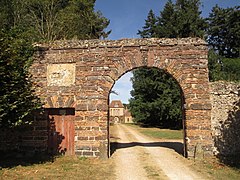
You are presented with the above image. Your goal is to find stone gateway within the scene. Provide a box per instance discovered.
[31,38,213,158]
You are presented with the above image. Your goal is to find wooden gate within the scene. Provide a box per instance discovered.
[47,108,75,156]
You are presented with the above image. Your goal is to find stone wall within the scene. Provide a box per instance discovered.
[210,81,240,157]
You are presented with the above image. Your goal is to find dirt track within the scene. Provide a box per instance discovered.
[110,124,205,180]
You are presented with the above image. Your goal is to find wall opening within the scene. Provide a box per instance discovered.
[45,108,75,156]
[108,67,186,157]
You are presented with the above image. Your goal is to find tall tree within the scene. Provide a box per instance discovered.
[174,0,206,38]
[156,0,177,38]
[132,0,206,128]
[138,0,206,38]
[137,9,158,38]
[207,5,240,58]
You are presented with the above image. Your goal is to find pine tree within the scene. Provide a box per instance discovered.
[207,5,240,58]
[130,0,206,128]
[137,9,158,38]
[174,0,206,38]
[156,0,177,38]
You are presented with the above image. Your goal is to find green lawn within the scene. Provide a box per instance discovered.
[141,129,183,139]
[127,124,183,139]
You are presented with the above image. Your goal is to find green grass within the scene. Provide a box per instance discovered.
[0,156,115,180]
[141,129,183,139]
[193,158,240,180]
[127,124,183,139]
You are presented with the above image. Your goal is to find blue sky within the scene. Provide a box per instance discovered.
[95,0,239,103]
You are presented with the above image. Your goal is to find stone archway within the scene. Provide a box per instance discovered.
[31,38,213,158]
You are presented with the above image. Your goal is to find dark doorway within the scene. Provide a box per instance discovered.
[46,108,75,156]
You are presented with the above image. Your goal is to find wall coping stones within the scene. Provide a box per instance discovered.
[34,38,207,50]
[210,81,240,95]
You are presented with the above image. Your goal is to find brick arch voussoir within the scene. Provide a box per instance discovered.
[45,96,76,108]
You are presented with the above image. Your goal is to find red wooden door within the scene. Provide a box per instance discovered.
[47,108,75,156]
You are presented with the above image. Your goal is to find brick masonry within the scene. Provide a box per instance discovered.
[28,38,213,158]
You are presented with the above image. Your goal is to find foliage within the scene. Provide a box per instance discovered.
[0,0,110,42]
[137,9,158,38]
[207,5,240,58]
[0,1,110,128]
[0,29,41,128]
[138,0,206,38]
[129,68,182,129]
[209,50,240,82]
[132,0,206,128]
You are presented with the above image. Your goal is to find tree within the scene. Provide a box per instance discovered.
[174,0,206,38]
[0,29,41,128]
[0,0,110,41]
[0,0,110,128]
[0,0,14,30]
[156,0,177,38]
[208,50,240,82]
[207,5,240,58]
[138,0,206,38]
[129,68,182,128]
[137,9,158,38]
[132,0,206,128]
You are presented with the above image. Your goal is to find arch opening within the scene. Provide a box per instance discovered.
[108,66,187,157]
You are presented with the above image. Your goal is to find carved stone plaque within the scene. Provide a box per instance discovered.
[47,64,75,86]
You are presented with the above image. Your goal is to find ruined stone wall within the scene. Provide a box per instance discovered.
[210,82,240,157]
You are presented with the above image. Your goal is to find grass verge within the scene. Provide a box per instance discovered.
[127,124,183,139]
[0,156,115,180]
[192,158,240,180]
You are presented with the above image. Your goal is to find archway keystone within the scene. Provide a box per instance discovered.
[31,38,213,158]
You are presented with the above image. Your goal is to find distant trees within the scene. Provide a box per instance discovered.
[0,0,110,128]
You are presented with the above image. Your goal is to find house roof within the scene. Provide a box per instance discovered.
[109,100,124,108]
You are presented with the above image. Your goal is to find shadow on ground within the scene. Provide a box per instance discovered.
[110,141,184,156]
[0,152,56,169]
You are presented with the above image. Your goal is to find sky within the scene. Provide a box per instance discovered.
[95,0,240,104]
